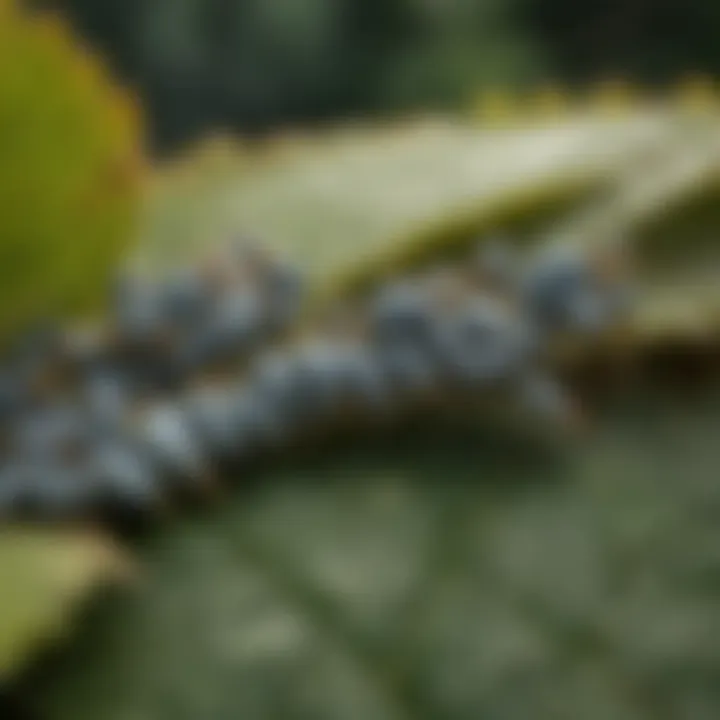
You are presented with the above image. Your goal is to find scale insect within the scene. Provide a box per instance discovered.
[0,236,634,525]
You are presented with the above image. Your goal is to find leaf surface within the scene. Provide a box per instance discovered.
[34,393,720,720]
[14,110,720,715]
[0,528,132,682]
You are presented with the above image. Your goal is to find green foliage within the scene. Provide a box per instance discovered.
[32,389,720,720]
[378,0,544,110]
[43,0,544,149]
[40,0,720,153]
[42,0,720,152]
[0,0,144,339]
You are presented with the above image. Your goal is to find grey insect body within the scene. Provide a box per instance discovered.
[339,345,393,415]
[433,296,535,387]
[521,246,628,337]
[377,342,439,399]
[370,281,435,349]
[135,403,208,488]
[290,342,354,422]
[89,441,162,512]
[79,367,138,430]
[183,385,250,461]
[232,386,289,451]
[0,240,631,525]
[161,268,212,329]
[9,404,97,466]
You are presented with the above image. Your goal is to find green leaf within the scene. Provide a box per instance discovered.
[0,528,133,682]
[16,111,720,714]
[137,114,676,302]
[32,392,720,719]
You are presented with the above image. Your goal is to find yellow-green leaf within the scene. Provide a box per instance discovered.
[137,113,676,303]
[0,528,133,682]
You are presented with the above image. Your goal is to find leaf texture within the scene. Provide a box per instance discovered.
[34,392,720,720]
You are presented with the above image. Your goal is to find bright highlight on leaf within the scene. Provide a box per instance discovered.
[139,112,675,308]
[0,528,132,682]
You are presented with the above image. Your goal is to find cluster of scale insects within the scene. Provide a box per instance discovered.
[0,237,632,525]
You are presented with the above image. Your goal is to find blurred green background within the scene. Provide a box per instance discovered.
[35,0,720,153]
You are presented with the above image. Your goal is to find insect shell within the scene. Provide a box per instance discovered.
[0,238,632,527]
[334,343,395,419]
[245,336,396,450]
[0,246,309,525]
[366,253,597,430]
[232,383,294,456]
[0,440,167,524]
[247,343,346,446]
[175,289,266,377]
[430,294,538,390]
[367,268,522,386]
[7,402,97,465]
[296,339,397,431]
[128,400,218,502]
[78,367,138,431]
[181,365,300,470]
[181,380,268,466]
[369,279,437,348]
[87,439,167,520]
[160,266,213,330]
[520,242,634,341]
[109,247,305,389]
[374,340,441,406]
